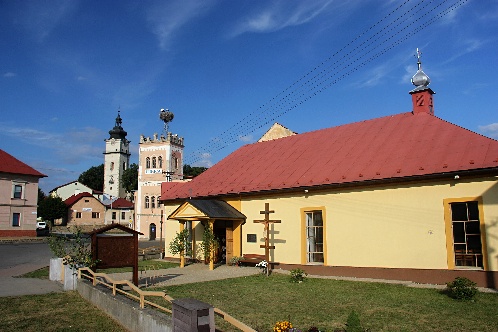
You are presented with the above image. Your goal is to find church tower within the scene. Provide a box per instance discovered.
[103,110,131,199]
[136,108,184,239]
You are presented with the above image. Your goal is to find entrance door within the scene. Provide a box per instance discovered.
[213,221,234,264]
[305,211,324,264]
[225,227,233,264]
[149,223,156,240]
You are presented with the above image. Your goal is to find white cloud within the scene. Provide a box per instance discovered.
[442,38,488,65]
[3,72,17,78]
[229,0,334,37]
[193,152,213,168]
[478,123,498,139]
[15,0,79,42]
[145,0,216,51]
[239,134,253,143]
[0,123,104,164]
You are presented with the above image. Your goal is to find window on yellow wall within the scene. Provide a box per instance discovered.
[92,212,100,218]
[152,157,157,168]
[146,157,151,169]
[305,211,324,264]
[158,156,163,168]
[450,201,483,268]
[145,196,150,209]
[151,196,156,209]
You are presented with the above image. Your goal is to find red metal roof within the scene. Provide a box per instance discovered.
[64,192,98,207]
[162,112,498,200]
[0,149,46,178]
[103,197,134,209]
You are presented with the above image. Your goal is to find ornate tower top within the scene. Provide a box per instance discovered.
[411,48,431,91]
[109,110,128,140]
[409,48,435,115]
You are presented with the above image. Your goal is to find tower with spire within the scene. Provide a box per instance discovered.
[410,48,435,115]
[103,110,131,199]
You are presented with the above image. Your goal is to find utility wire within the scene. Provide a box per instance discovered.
[185,0,468,166]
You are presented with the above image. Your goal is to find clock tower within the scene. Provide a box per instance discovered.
[103,110,130,199]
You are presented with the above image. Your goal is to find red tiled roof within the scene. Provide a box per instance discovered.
[0,149,46,177]
[103,197,134,209]
[64,192,98,207]
[162,112,498,200]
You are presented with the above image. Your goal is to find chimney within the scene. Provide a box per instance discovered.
[409,49,435,115]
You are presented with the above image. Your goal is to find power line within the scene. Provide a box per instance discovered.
[185,0,468,165]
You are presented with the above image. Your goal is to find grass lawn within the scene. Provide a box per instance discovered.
[146,273,498,332]
[0,292,127,332]
[97,259,178,273]
[17,260,179,278]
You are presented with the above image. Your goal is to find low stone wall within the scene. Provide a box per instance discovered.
[77,279,173,332]
[0,230,37,237]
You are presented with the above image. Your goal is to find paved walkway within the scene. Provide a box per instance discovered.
[107,263,262,288]
[0,255,63,297]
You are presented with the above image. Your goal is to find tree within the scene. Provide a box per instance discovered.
[78,164,104,192]
[183,164,208,177]
[38,196,67,228]
[122,163,138,192]
[38,188,46,204]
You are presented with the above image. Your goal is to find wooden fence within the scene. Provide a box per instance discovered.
[78,267,256,332]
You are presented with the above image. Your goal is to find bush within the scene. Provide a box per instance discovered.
[345,310,363,332]
[290,268,308,283]
[445,277,478,300]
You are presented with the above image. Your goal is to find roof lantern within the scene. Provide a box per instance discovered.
[109,110,128,139]
[411,48,431,90]
[409,48,435,115]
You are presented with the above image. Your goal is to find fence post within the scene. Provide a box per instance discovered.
[172,298,214,332]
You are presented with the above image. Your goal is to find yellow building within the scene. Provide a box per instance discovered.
[160,58,498,288]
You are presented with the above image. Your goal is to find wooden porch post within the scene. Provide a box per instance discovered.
[209,220,214,271]
[179,222,185,268]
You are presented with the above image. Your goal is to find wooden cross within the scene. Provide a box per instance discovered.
[253,202,281,275]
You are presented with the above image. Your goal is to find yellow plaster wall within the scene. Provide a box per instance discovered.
[240,177,498,271]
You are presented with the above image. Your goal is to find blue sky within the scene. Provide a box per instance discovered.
[1,0,497,194]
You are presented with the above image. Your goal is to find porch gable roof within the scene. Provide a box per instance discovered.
[168,199,246,221]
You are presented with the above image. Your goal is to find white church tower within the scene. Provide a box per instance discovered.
[103,110,130,199]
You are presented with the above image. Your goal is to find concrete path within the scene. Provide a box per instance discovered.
[107,263,262,288]
[0,242,63,297]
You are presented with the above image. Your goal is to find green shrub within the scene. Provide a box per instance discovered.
[289,268,308,283]
[345,310,363,332]
[446,277,478,300]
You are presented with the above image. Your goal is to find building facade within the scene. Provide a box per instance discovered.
[0,149,46,237]
[135,118,185,240]
[49,181,101,201]
[159,57,498,288]
[64,192,105,227]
